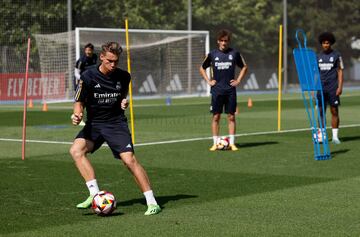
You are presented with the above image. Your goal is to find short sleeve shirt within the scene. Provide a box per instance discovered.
[74,66,131,123]
[202,48,246,94]
[318,50,344,91]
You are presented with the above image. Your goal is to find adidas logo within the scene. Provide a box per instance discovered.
[94,84,101,88]
[126,144,132,148]
[266,73,278,89]
[166,74,183,92]
[243,73,259,90]
[139,74,158,93]
[215,57,219,61]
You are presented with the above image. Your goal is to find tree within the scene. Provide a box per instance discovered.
[0,0,67,72]
[287,0,360,65]
[192,0,282,66]
[72,0,188,30]
[1,0,359,73]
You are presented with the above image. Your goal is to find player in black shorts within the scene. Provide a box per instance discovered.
[317,32,344,144]
[200,29,248,151]
[70,42,161,215]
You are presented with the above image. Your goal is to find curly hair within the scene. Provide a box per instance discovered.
[217,29,232,41]
[318,32,336,45]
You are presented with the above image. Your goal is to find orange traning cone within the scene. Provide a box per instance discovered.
[28,99,33,108]
[42,102,48,112]
[247,97,253,108]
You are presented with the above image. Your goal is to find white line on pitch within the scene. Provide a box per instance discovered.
[1,124,359,147]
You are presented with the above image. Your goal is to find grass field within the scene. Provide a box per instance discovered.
[1,91,360,236]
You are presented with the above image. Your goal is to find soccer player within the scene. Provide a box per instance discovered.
[199,29,248,151]
[69,42,161,215]
[317,32,344,144]
[74,43,98,90]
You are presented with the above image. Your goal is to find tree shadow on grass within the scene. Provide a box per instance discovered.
[340,136,360,142]
[118,194,198,209]
[236,141,278,148]
[331,149,350,158]
[0,159,336,235]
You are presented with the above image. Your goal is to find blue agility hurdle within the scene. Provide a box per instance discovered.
[293,29,331,160]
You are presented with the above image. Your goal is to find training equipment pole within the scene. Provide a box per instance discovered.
[22,37,31,160]
[125,18,135,144]
[277,25,283,132]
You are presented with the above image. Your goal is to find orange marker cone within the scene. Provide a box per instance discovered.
[42,102,48,112]
[28,99,33,108]
[247,97,253,108]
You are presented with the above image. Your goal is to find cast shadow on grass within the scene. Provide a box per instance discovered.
[340,136,360,142]
[331,149,350,158]
[145,168,337,210]
[236,141,278,148]
[0,159,335,235]
[118,194,198,210]
[83,212,124,217]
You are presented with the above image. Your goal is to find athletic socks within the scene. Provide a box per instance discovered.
[143,190,158,206]
[332,128,339,140]
[213,136,218,145]
[86,179,100,196]
[229,135,235,145]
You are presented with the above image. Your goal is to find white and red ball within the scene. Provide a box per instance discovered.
[92,191,117,216]
[216,137,230,150]
[313,129,326,143]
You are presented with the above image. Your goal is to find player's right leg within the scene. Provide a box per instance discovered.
[316,91,328,144]
[210,93,223,151]
[69,138,98,208]
[210,113,221,151]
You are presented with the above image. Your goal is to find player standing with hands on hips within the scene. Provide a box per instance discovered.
[317,32,344,144]
[70,42,161,215]
[200,29,248,151]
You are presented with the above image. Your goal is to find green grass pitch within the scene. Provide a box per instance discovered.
[1,91,360,236]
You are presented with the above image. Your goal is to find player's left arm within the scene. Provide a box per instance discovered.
[120,73,130,110]
[230,52,248,87]
[336,56,344,96]
[121,97,129,110]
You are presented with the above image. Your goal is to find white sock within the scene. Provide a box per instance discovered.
[86,179,100,196]
[213,136,218,145]
[332,128,339,140]
[143,190,158,205]
[229,135,235,145]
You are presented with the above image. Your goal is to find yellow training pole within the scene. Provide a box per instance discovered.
[125,18,135,144]
[277,25,283,132]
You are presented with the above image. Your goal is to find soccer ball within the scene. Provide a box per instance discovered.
[216,137,230,150]
[313,129,326,143]
[92,191,117,216]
